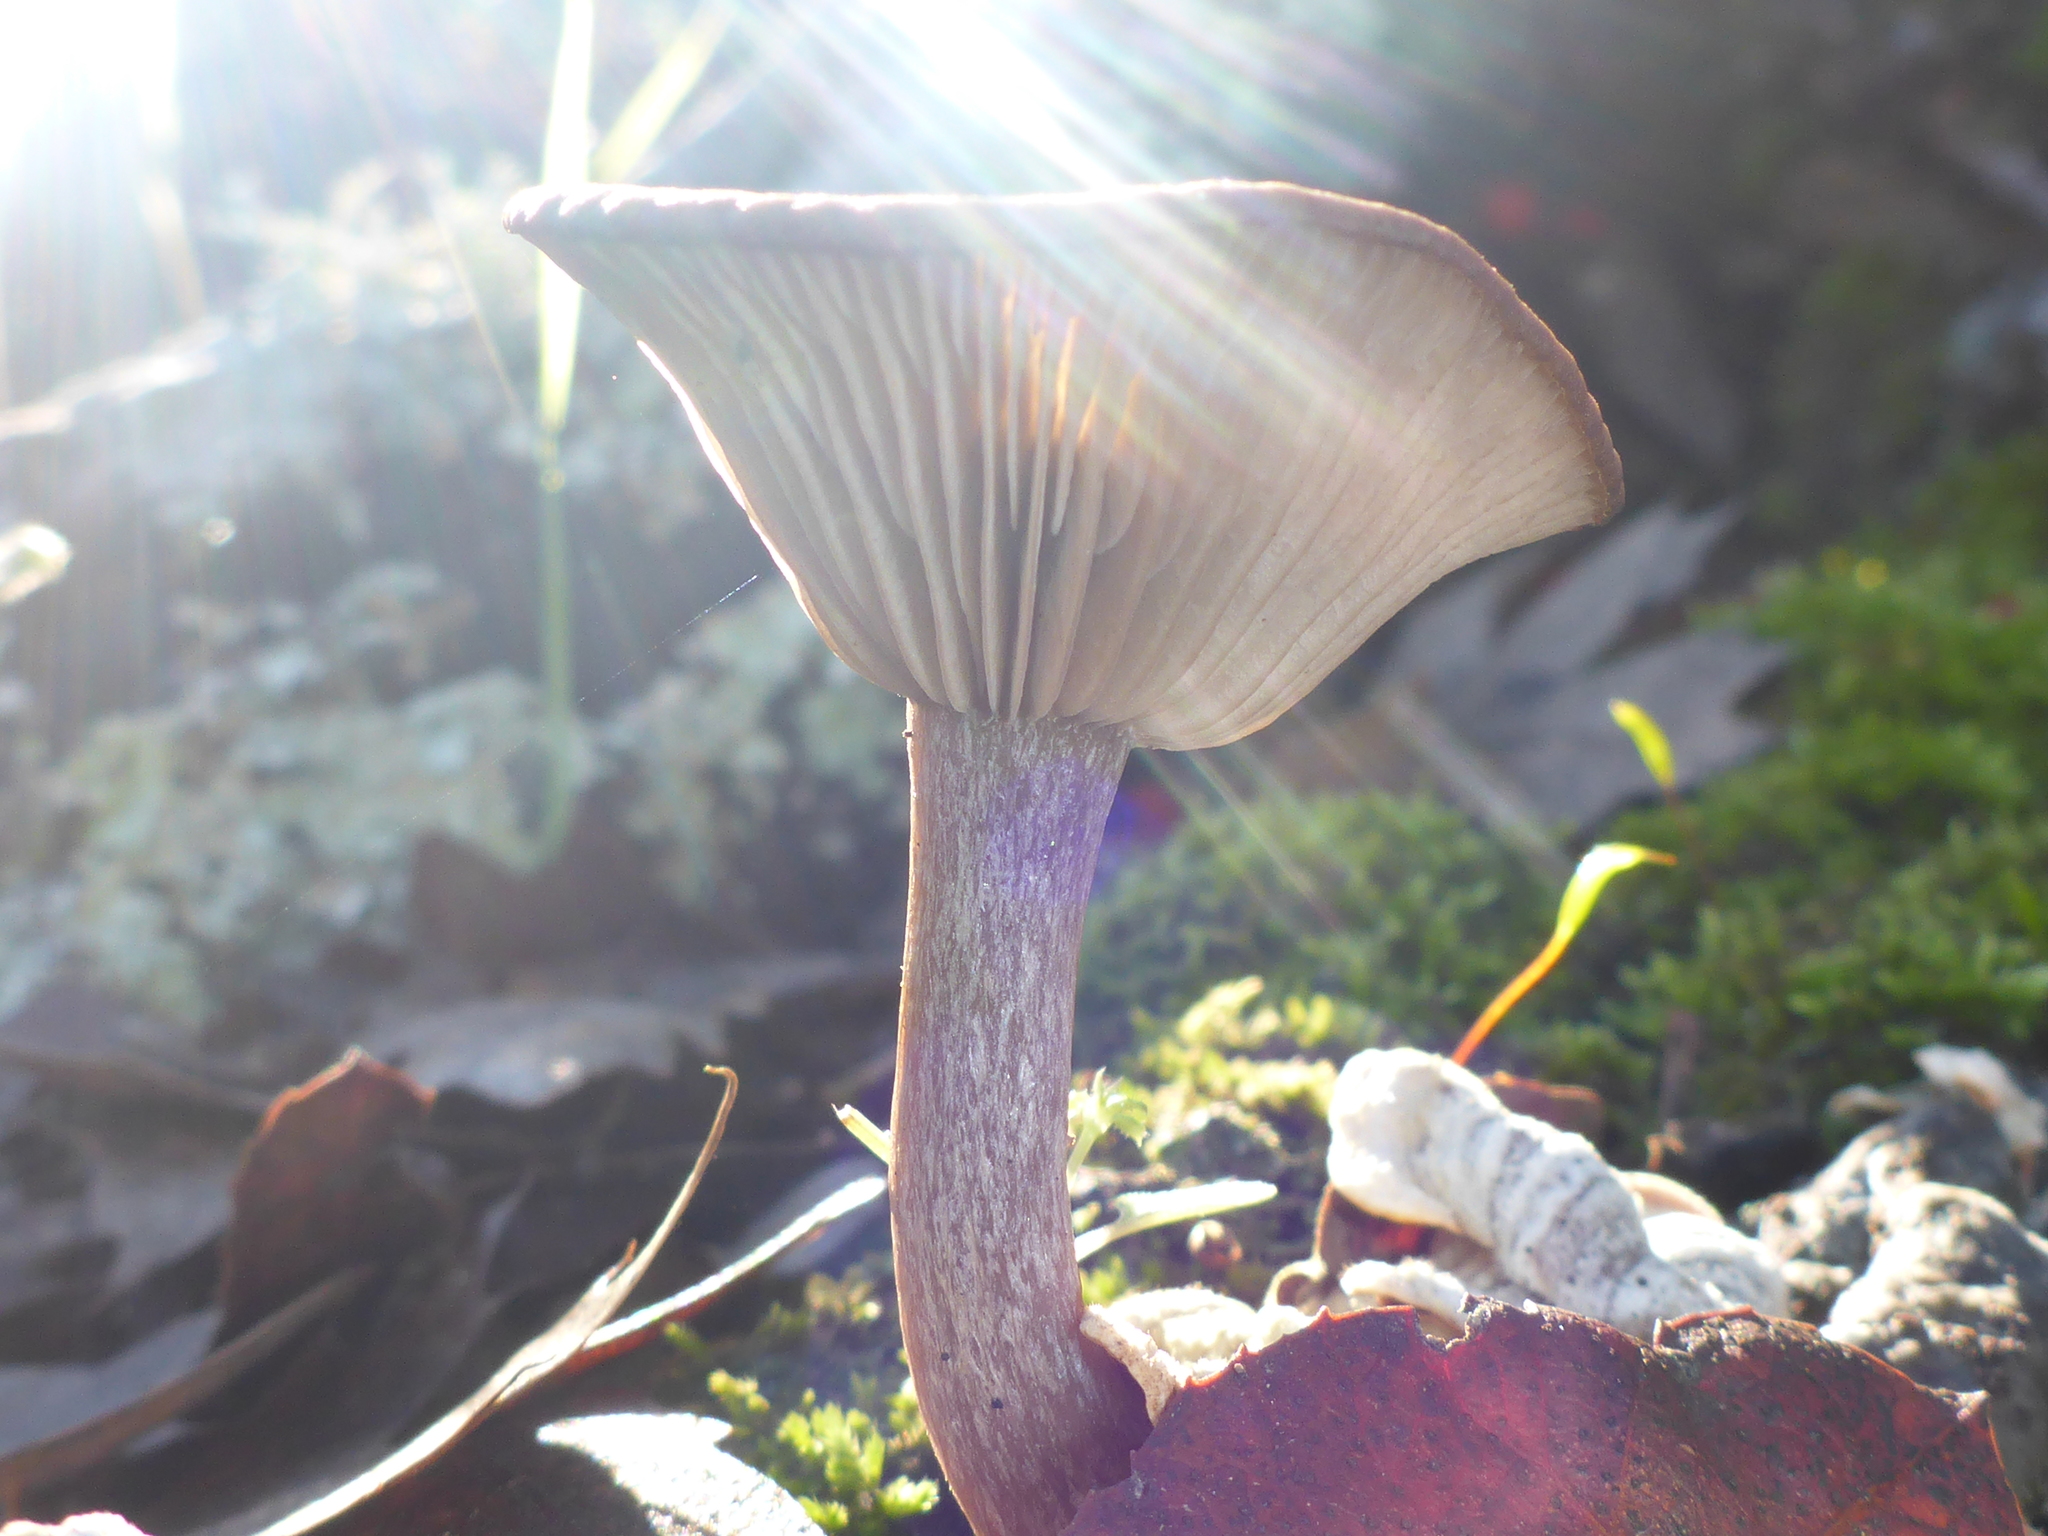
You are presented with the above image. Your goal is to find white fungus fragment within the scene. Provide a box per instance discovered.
[1619,1168,1722,1221]
[1339,1258,1475,1325]
[1080,1306,1190,1423]
[1082,1287,1312,1421]
[1643,1211,1789,1315]
[1915,1045,2048,1156]
[1327,1048,1788,1336]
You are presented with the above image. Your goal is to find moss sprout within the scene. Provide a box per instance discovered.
[705,1371,939,1536]
[664,1270,940,1535]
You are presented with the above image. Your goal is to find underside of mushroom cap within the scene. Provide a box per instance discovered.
[508,181,1621,751]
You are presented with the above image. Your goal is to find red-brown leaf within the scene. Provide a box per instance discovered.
[1066,1302,2022,1536]
[218,1051,435,1339]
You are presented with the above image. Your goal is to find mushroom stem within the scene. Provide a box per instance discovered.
[892,702,1152,1536]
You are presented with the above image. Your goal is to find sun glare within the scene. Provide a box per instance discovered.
[0,0,179,170]
[861,0,1121,188]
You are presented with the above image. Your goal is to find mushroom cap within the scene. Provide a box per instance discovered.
[507,181,1621,751]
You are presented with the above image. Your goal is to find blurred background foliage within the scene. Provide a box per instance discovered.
[6,0,2048,1127]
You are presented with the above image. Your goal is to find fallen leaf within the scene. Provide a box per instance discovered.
[353,997,713,1107]
[1381,502,1783,831]
[242,1067,739,1536]
[1067,1302,2023,1535]
[217,1053,434,1340]
[0,985,273,1117]
[0,1170,102,1327]
[70,1122,239,1294]
[0,1315,219,1464]
[159,1165,881,1536]
[407,813,664,977]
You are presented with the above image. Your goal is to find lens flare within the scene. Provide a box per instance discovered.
[0,0,178,171]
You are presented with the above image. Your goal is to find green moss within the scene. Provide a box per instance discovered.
[663,1270,938,1534]
[1081,433,2048,1136]
[1588,543,2048,1118]
[1603,816,2048,1117]
[1908,432,2048,573]
[1080,1252,1136,1306]
[1078,791,1552,1065]
[705,1371,937,1536]
[1131,978,1380,1137]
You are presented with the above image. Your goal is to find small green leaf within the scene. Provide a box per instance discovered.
[1068,1071,1151,1175]
[1609,698,1677,791]
[876,1478,941,1519]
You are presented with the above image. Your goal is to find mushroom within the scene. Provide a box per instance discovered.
[506,181,1620,1536]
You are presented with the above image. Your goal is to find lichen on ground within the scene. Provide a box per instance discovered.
[0,565,598,1029]
[604,579,906,922]
[0,573,908,1031]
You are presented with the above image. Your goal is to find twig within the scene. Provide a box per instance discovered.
[567,1171,888,1371]
[252,1067,740,1536]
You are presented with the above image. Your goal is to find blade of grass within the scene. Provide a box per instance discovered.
[532,0,734,855]
[593,1,732,181]
[253,1068,739,1536]
[1072,1180,1277,1262]
[835,1103,893,1165]
[532,0,597,855]
[537,0,595,440]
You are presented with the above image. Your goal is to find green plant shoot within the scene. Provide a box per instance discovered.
[1609,698,1676,792]
[1450,842,1677,1066]
[1610,696,1709,872]
[835,1105,893,1166]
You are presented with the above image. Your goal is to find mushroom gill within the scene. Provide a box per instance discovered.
[509,182,1619,750]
